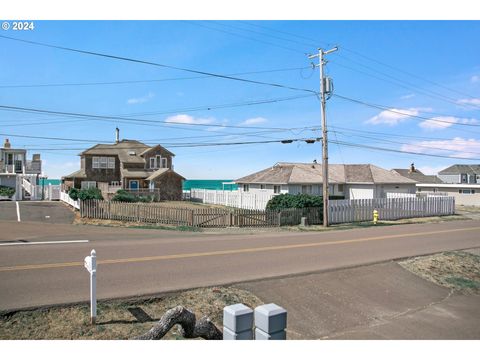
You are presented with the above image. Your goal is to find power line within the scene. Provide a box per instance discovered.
[333,94,480,128]
[0,34,315,95]
[0,66,311,89]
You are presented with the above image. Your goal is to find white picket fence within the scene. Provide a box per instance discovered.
[190,189,276,210]
[386,192,416,199]
[328,196,455,224]
[60,190,80,210]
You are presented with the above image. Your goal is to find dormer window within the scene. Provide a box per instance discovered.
[150,157,155,169]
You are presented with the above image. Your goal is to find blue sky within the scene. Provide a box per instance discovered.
[1,20,479,179]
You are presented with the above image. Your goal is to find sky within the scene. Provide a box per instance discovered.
[1,20,480,179]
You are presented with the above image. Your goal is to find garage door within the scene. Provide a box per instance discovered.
[349,187,374,199]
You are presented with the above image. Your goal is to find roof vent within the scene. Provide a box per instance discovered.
[128,151,136,156]
[3,138,11,149]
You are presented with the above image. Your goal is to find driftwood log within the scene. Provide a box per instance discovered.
[134,306,223,340]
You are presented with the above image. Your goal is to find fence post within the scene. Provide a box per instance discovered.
[223,304,254,340]
[254,303,287,340]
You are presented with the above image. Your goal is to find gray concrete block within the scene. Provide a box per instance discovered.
[254,303,287,333]
[255,328,286,340]
[223,303,253,333]
[223,327,253,340]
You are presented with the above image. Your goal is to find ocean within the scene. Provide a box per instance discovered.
[183,180,238,191]
[47,179,237,190]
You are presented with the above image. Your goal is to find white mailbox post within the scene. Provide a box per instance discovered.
[84,249,97,325]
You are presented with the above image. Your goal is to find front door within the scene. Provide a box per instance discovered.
[129,180,139,190]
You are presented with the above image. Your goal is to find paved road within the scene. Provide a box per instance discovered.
[1,219,480,311]
[239,261,480,339]
[0,201,75,224]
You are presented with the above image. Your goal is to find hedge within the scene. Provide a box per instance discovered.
[266,193,344,210]
[0,185,15,197]
[68,187,103,201]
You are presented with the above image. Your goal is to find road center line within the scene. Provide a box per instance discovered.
[0,240,89,247]
[15,201,20,222]
[0,226,479,272]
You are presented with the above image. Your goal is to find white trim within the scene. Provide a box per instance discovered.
[15,201,20,222]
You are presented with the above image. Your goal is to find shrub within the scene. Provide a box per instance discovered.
[266,193,344,210]
[68,187,80,200]
[111,189,153,203]
[0,185,15,197]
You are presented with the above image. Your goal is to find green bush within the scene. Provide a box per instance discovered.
[68,187,79,200]
[69,187,103,201]
[266,193,344,210]
[0,185,15,197]
[111,189,153,203]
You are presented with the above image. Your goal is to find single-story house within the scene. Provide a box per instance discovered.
[391,163,444,184]
[416,183,480,207]
[235,162,417,199]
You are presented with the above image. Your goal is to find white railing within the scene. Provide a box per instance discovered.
[328,197,455,224]
[60,190,80,209]
[190,189,276,210]
[386,192,416,199]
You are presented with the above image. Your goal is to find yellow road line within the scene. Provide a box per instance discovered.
[1,226,479,272]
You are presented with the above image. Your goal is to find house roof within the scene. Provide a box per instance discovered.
[235,163,416,185]
[81,140,150,164]
[120,168,152,179]
[139,144,175,157]
[438,164,480,175]
[391,169,444,184]
[146,168,186,181]
[62,169,87,179]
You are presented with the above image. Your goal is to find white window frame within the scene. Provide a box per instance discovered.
[156,155,161,169]
[92,157,99,168]
[243,184,249,192]
[150,157,155,169]
[81,181,96,189]
[161,157,168,168]
[108,157,115,169]
[301,185,312,194]
[274,185,281,194]
[92,156,115,169]
[260,184,266,190]
[111,181,120,186]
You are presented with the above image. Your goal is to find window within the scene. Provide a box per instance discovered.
[111,181,120,186]
[260,184,266,190]
[274,185,281,194]
[81,181,96,189]
[301,185,312,194]
[460,189,475,194]
[150,157,155,169]
[156,155,161,168]
[461,174,468,183]
[243,184,249,192]
[92,156,115,169]
[338,184,344,192]
[161,158,168,168]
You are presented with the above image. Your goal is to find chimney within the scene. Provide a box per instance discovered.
[3,138,11,149]
[409,163,415,173]
[115,127,120,143]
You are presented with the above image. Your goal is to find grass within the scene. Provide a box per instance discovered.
[399,250,480,294]
[0,286,263,340]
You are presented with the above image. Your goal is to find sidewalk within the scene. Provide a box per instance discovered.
[238,260,480,339]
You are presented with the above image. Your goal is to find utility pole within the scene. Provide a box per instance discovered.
[309,47,338,227]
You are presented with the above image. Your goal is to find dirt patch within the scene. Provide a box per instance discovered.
[0,286,263,340]
[399,250,480,294]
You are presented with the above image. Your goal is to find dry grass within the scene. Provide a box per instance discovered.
[399,250,480,294]
[0,286,263,340]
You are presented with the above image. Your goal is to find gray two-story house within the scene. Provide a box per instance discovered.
[0,138,42,200]
[438,164,480,184]
[62,135,185,201]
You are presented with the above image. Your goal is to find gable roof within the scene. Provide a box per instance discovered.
[81,140,150,164]
[438,164,480,175]
[146,168,186,181]
[391,168,444,184]
[139,144,175,157]
[235,163,416,185]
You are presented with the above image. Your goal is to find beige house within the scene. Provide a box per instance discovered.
[391,163,444,184]
[62,133,185,200]
[416,183,480,207]
[235,162,417,199]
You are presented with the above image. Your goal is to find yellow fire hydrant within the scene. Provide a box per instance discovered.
[373,209,379,225]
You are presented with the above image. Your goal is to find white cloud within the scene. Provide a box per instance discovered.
[419,116,478,130]
[365,108,421,126]
[457,98,480,106]
[240,117,268,126]
[126,92,155,105]
[400,94,415,100]
[471,75,480,83]
[401,137,480,159]
[417,165,446,175]
[165,114,214,125]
